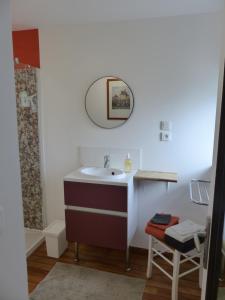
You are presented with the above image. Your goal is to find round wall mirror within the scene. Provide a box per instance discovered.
[85,76,134,129]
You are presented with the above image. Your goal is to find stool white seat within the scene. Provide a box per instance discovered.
[146,235,204,300]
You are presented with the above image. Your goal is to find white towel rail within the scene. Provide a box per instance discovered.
[189,179,210,206]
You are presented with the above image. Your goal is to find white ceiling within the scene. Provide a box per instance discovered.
[12,0,224,28]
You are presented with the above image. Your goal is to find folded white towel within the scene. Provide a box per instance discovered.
[165,220,205,243]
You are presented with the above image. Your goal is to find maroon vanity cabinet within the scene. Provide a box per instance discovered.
[64,181,127,212]
[64,181,128,251]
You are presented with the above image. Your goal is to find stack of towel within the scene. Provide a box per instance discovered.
[145,214,179,240]
[164,220,205,252]
[165,220,205,243]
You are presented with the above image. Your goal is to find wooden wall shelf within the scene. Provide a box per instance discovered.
[134,170,178,183]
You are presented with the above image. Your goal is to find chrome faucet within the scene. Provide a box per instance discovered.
[104,154,110,168]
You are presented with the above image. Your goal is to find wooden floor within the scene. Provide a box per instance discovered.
[27,242,201,300]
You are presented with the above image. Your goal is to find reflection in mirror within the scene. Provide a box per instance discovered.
[85,76,134,129]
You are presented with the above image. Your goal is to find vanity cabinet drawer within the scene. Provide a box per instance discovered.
[64,181,127,212]
[65,209,127,250]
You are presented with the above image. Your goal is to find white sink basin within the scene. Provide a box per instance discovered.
[79,167,126,179]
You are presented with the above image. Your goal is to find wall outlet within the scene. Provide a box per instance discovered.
[160,132,172,141]
[160,121,172,131]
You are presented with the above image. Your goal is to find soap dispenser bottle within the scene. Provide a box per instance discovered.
[124,153,132,172]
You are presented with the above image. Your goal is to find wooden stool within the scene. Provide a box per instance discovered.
[146,235,204,300]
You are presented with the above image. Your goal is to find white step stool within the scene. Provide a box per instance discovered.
[146,235,204,300]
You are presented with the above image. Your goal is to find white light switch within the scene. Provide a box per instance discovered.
[160,132,172,141]
[160,121,172,131]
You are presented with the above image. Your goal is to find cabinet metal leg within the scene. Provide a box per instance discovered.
[74,242,79,262]
[126,246,131,271]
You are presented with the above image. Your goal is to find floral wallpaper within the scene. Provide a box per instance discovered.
[15,68,43,230]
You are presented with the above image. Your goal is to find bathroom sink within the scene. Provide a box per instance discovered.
[79,167,126,179]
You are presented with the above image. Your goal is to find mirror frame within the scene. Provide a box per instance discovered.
[85,75,135,129]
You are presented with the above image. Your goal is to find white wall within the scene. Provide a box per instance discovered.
[0,1,28,299]
[39,13,222,248]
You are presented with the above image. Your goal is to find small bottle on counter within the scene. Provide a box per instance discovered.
[124,153,132,173]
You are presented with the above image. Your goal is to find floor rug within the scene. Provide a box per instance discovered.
[30,262,145,300]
